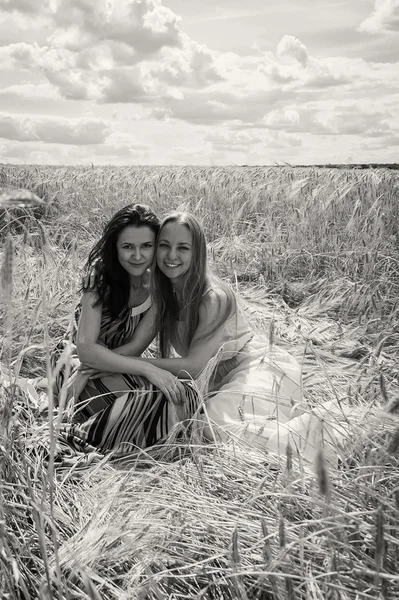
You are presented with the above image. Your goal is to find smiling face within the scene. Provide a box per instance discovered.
[116,225,156,278]
[156,222,193,283]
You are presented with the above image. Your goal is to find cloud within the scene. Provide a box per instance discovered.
[98,68,150,103]
[321,105,393,136]
[0,82,61,99]
[2,0,183,58]
[205,129,265,151]
[257,101,398,140]
[0,9,47,46]
[262,108,302,130]
[154,86,296,126]
[0,113,110,144]
[0,40,222,104]
[148,37,223,87]
[0,0,222,103]
[2,10,350,113]
[259,107,328,135]
[48,0,182,55]
[277,36,309,66]
[0,0,38,13]
[0,42,40,69]
[92,143,149,158]
[259,36,350,89]
[203,129,302,161]
[0,137,150,165]
[149,35,362,127]
[0,0,183,54]
[95,38,223,103]
[1,1,399,164]
[358,0,399,33]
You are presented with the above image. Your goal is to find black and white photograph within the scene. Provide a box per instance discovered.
[1,1,399,598]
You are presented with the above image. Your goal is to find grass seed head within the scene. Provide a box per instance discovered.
[261,519,271,564]
[1,233,13,294]
[279,516,286,548]
[375,506,385,572]
[315,447,330,497]
[286,440,293,474]
[231,526,240,565]
[285,575,297,600]
[387,428,399,454]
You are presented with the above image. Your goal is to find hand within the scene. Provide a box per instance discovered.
[78,363,113,379]
[78,364,104,377]
[89,371,113,380]
[78,364,96,376]
[64,370,90,403]
[144,365,186,405]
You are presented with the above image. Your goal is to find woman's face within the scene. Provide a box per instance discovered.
[116,225,156,278]
[157,222,193,281]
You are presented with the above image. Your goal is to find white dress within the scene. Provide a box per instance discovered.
[202,308,362,466]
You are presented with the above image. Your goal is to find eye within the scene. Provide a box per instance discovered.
[143,243,154,248]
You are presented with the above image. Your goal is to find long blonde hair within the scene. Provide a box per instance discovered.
[151,212,236,357]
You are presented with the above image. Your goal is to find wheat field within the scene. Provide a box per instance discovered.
[1,163,399,599]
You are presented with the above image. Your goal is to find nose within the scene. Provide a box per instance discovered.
[167,246,177,260]
[133,247,141,260]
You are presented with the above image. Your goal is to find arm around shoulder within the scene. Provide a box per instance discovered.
[113,305,157,357]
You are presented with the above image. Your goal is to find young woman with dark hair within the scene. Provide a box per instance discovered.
[50,204,197,458]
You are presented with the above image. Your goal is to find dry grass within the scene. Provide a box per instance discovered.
[1,165,399,599]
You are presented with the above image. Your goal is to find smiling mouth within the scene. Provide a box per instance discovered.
[164,262,181,268]
[129,262,146,267]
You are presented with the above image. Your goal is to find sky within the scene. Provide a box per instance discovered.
[0,0,398,166]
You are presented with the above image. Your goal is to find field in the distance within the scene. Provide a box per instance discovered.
[1,164,399,599]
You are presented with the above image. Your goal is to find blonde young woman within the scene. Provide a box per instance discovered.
[138,212,306,454]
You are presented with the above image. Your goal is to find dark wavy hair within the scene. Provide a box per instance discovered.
[151,212,236,357]
[82,204,160,318]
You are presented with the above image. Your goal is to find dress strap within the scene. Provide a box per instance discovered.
[130,295,152,317]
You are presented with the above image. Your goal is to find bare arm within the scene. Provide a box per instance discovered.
[113,305,157,356]
[76,292,154,374]
[137,290,234,378]
[75,293,185,403]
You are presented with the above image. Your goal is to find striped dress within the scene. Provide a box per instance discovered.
[51,297,199,459]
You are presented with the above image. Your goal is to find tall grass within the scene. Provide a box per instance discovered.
[1,165,399,598]
[2,164,399,314]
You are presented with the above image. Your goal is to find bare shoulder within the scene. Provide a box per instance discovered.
[80,290,102,312]
[199,286,230,318]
